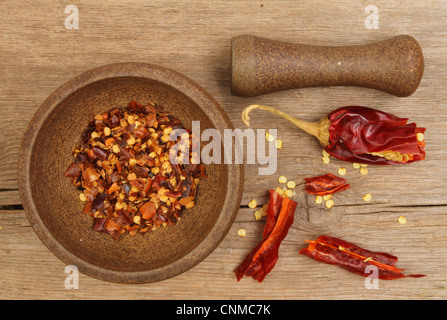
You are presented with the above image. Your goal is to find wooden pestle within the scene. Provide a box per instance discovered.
[231,35,424,97]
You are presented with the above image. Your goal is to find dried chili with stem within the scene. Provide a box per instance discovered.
[241,105,426,165]
[299,235,425,280]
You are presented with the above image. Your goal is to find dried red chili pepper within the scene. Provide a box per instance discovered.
[299,235,425,280]
[241,105,426,165]
[304,173,350,196]
[235,190,297,282]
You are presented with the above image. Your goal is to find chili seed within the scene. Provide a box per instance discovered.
[127,115,135,124]
[248,199,257,208]
[254,210,262,220]
[322,156,330,164]
[315,195,323,204]
[265,132,274,142]
[417,132,424,142]
[275,139,282,149]
[337,167,347,176]
[91,131,100,139]
[284,189,293,198]
[151,167,160,174]
[278,176,287,184]
[325,199,335,209]
[323,194,332,201]
[360,167,369,175]
[79,193,87,201]
[275,187,284,196]
[362,193,372,202]
[352,162,360,169]
[103,127,111,136]
[398,216,407,224]
[237,229,247,237]
[286,181,296,189]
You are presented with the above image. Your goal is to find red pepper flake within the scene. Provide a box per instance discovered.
[64,101,206,240]
[235,190,297,282]
[299,235,425,280]
[304,173,350,196]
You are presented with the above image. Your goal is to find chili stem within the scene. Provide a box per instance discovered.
[241,104,330,147]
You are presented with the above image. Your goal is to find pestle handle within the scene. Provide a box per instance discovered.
[231,35,424,97]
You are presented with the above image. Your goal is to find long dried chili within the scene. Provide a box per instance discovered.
[304,173,350,196]
[235,190,297,282]
[299,235,425,280]
[241,105,426,165]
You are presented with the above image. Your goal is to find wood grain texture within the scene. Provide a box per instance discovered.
[1,0,447,299]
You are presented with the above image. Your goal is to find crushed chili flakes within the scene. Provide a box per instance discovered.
[64,100,207,240]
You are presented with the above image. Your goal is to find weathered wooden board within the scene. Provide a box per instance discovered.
[1,0,446,299]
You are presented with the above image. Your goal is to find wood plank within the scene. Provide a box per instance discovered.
[0,208,446,299]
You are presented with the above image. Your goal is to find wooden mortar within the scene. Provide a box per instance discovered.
[231,35,424,97]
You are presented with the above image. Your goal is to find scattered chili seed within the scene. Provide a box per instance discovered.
[275,187,284,196]
[284,189,293,198]
[254,210,262,220]
[275,139,282,149]
[398,216,407,224]
[360,167,369,175]
[325,199,335,209]
[352,162,360,169]
[237,229,247,237]
[337,167,347,176]
[248,199,258,209]
[286,181,296,189]
[322,156,330,164]
[265,132,275,142]
[278,176,287,184]
[362,193,372,202]
[315,195,323,204]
